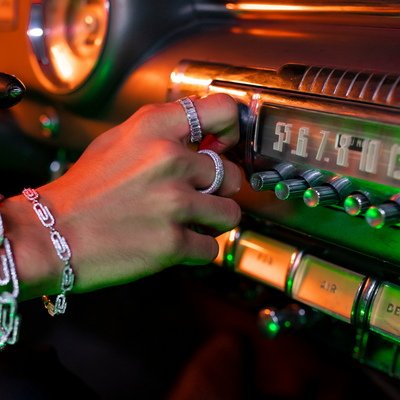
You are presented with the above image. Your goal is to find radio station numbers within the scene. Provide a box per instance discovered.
[388,144,400,180]
[273,122,292,152]
[271,122,388,176]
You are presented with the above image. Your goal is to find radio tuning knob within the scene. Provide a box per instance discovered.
[250,163,296,191]
[275,169,323,200]
[344,193,371,216]
[365,194,400,229]
[303,177,353,208]
[304,186,339,207]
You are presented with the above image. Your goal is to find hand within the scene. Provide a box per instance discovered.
[1,94,242,299]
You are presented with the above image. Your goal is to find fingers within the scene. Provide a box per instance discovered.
[132,93,240,153]
[179,230,219,265]
[178,191,241,232]
[190,152,242,197]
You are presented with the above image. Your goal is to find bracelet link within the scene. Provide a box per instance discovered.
[33,202,55,228]
[50,230,71,262]
[0,293,21,348]
[61,264,74,292]
[22,188,39,201]
[55,294,67,315]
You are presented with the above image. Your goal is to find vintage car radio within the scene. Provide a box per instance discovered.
[170,60,400,377]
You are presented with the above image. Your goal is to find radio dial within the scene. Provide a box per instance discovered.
[303,186,339,207]
[366,194,400,229]
[251,163,296,192]
[344,193,371,216]
[251,170,282,191]
[275,169,323,200]
[303,177,353,208]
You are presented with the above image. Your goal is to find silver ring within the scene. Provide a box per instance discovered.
[178,97,202,143]
[197,150,224,194]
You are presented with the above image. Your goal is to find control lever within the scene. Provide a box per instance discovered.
[0,73,25,109]
[258,304,323,339]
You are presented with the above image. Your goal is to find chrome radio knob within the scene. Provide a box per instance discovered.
[250,163,295,192]
[303,186,339,207]
[366,194,400,229]
[275,169,323,200]
[303,177,352,208]
[251,170,281,191]
[344,193,371,216]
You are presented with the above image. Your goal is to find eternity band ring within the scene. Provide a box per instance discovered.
[178,97,203,143]
[197,150,225,194]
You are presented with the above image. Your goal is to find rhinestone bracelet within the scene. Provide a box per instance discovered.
[23,188,75,316]
[0,199,21,349]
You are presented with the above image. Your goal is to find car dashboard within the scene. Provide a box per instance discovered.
[2,1,400,398]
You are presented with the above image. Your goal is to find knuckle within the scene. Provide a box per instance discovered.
[212,93,238,124]
[220,198,241,229]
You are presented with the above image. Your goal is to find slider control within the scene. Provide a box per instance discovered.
[250,163,295,192]
[275,169,323,200]
[366,194,400,229]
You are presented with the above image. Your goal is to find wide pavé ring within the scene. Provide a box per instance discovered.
[178,97,203,143]
[197,150,224,194]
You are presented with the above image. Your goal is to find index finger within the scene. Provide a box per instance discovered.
[193,93,240,154]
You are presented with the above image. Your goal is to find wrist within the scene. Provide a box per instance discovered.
[0,194,61,301]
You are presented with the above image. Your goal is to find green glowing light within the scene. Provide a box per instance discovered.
[227,254,233,262]
[284,321,291,328]
[268,323,278,332]
[344,196,360,216]
[354,346,360,352]
[366,207,384,229]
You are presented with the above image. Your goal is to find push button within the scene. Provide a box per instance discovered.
[292,255,365,323]
[369,282,400,342]
[234,231,298,291]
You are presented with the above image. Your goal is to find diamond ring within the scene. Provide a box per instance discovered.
[197,149,224,194]
[178,97,202,143]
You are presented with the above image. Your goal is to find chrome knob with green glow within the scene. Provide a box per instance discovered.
[275,169,323,200]
[303,177,353,208]
[344,193,371,216]
[303,186,339,208]
[366,194,400,229]
[250,163,296,191]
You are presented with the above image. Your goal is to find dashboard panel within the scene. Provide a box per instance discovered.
[2,1,400,398]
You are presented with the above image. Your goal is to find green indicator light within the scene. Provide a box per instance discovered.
[354,346,360,353]
[227,254,233,262]
[268,323,278,332]
[366,207,384,229]
[275,182,289,200]
[360,310,365,316]
[303,189,319,207]
[344,196,360,216]
[284,321,291,328]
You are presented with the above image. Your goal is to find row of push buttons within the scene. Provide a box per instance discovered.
[215,229,400,342]
[250,164,400,229]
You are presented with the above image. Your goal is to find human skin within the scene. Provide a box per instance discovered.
[0,93,242,302]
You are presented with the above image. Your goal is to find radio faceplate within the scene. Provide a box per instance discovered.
[169,60,400,268]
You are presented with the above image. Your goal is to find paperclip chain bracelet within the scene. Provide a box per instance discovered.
[0,198,21,349]
[23,188,75,316]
